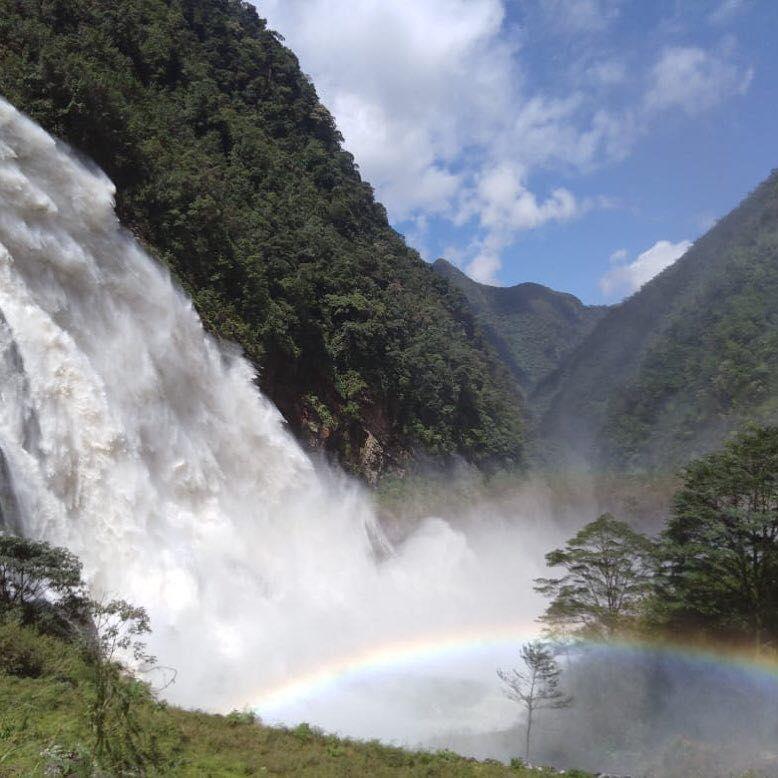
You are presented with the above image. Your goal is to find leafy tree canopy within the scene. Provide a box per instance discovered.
[0,533,86,635]
[660,425,778,648]
[534,513,656,640]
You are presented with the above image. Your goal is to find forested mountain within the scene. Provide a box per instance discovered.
[433,258,608,397]
[538,169,778,472]
[0,0,524,480]
[5,0,775,485]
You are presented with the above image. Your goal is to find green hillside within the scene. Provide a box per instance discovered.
[0,0,524,480]
[538,169,778,471]
[433,259,607,397]
[0,622,570,777]
[0,534,581,777]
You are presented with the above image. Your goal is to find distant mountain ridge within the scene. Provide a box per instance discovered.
[433,258,608,398]
[435,167,778,475]
[538,169,778,471]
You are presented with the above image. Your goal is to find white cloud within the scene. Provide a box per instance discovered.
[644,46,753,116]
[258,0,635,283]
[709,0,747,25]
[260,0,516,220]
[539,0,622,34]
[466,252,503,285]
[587,59,628,86]
[455,164,586,282]
[463,163,582,232]
[599,239,692,299]
[258,2,752,285]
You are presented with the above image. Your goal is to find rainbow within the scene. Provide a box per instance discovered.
[592,634,778,680]
[252,621,540,714]
[252,623,778,716]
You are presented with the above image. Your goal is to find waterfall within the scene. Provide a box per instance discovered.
[0,99,547,736]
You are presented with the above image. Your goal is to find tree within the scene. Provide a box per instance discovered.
[498,640,571,762]
[659,425,778,650]
[0,533,86,634]
[534,513,656,640]
[84,597,162,770]
[0,533,168,770]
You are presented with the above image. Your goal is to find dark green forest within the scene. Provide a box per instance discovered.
[3,0,778,485]
[435,168,778,476]
[0,0,524,480]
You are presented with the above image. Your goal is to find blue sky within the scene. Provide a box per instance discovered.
[259,0,777,303]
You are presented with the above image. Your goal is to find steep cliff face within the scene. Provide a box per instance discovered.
[433,259,608,400]
[538,170,778,471]
[0,0,524,479]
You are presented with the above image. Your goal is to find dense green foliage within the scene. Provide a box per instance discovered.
[659,425,778,648]
[0,0,524,478]
[0,535,85,638]
[534,514,656,639]
[539,171,778,471]
[433,259,607,400]
[536,426,778,651]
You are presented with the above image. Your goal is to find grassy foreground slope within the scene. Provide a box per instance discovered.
[0,0,523,480]
[539,169,778,471]
[0,622,568,777]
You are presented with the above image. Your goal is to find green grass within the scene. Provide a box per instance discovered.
[0,623,577,777]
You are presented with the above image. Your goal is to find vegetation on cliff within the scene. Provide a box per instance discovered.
[0,0,524,479]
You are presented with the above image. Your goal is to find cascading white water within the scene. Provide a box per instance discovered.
[0,98,553,741]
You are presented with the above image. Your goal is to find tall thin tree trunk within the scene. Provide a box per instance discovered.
[525,706,533,762]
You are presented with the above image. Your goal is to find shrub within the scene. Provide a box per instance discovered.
[0,622,71,679]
